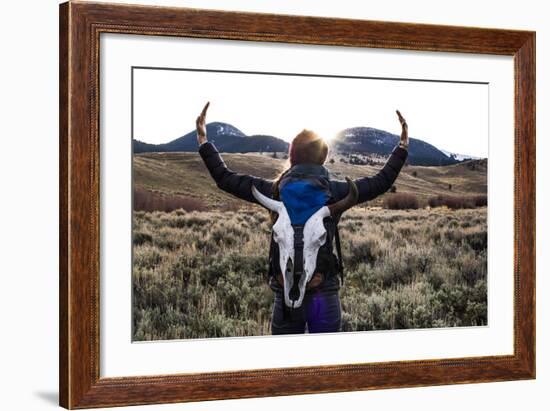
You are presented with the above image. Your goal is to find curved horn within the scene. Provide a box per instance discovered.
[328,177,358,216]
[252,185,283,213]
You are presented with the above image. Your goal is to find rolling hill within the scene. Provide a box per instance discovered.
[133,151,487,211]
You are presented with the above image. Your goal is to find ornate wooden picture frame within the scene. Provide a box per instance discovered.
[59,1,535,408]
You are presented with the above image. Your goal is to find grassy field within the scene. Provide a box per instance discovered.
[132,151,487,340]
[133,152,487,210]
[132,206,487,341]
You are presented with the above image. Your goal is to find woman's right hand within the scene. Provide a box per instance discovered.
[196,101,210,146]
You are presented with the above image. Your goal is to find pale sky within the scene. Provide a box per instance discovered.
[133,68,488,158]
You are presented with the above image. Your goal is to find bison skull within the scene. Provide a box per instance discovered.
[251,178,357,309]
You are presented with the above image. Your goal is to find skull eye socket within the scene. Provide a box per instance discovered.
[318,232,327,245]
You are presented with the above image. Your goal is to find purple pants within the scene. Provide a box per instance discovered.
[271,289,342,335]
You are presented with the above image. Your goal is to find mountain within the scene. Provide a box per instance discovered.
[440,149,482,162]
[134,122,482,167]
[133,122,289,154]
[333,127,460,166]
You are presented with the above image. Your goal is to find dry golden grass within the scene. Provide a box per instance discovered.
[133,152,486,209]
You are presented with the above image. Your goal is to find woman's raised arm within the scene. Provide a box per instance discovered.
[196,102,275,203]
[330,110,409,204]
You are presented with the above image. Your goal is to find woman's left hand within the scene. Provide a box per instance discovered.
[196,101,210,146]
[396,110,409,149]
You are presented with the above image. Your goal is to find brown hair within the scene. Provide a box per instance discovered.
[269,130,329,224]
[288,129,329,167]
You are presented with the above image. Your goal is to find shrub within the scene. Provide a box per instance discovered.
[133,246,164,270]
[428,194,481,209]
[384,193,419,210]
[133,231,152,246]
[134,187,207,212]
[462,229,488,252]
[348,238,381,266]
[472,195,488,207]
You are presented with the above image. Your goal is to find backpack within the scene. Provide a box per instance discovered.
[267,164,345,290]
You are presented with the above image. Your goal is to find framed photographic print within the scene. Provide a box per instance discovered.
[59,1,535,408]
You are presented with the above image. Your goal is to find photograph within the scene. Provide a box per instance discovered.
[131,67,488,341]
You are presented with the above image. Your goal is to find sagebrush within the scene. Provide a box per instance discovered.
[132,206,487,340]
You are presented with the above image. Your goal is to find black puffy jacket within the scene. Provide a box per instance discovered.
[198,141,409,291]
[198,142,408,205]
